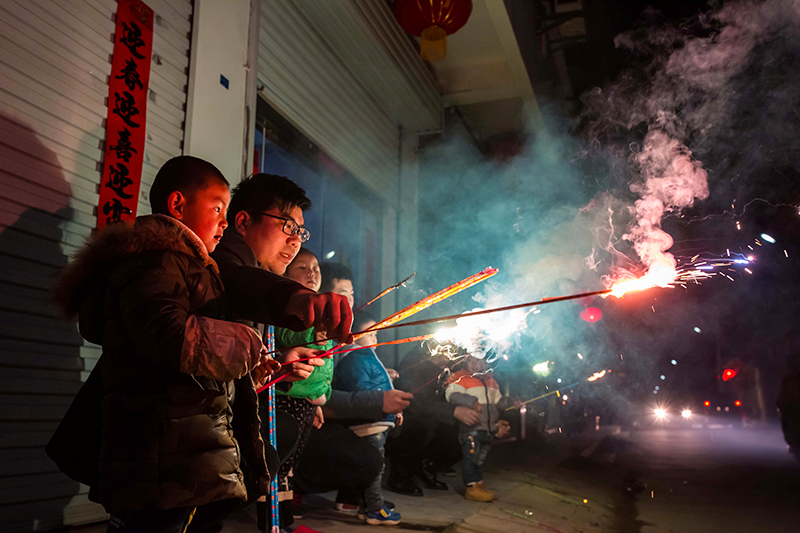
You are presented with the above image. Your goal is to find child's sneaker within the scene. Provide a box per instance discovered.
[358,500,395,519]
[365,505,402,525]
[465,481,496,502]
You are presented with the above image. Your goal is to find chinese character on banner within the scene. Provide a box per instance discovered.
[97,0,153,229]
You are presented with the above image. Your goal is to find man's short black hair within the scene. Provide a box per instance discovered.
[229,173,312,223]
[353,310,377,331]
[149,156,229,214]
[320,262,353,292]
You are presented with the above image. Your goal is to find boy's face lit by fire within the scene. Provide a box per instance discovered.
[168,181,230,253]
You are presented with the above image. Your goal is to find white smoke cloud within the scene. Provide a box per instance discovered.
[624,130,709,273]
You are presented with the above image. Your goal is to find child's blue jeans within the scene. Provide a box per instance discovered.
[459,430,493,485]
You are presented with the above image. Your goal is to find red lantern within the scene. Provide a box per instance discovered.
[394,0,473,61]
[580,307,602,323]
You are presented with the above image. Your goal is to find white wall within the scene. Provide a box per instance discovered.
[184,0,252,185]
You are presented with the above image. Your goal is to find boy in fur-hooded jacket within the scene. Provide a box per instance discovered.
[49,157,336,529]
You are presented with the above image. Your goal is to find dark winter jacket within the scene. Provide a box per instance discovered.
[332,346,396,429]
[49,215,298,513]
[445,370,502,433]
[211,230,309,335]
[395,348,456,425]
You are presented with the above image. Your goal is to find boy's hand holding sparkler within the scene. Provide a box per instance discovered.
[252,351,282,389]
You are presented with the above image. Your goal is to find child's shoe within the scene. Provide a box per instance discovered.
[465,481,496,502]
[365,505,402,525]
[357,501,395,519]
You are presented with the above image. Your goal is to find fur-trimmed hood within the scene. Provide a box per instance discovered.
[53,215,218,342]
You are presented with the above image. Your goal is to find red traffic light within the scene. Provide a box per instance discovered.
[722,368,737,381]
[703,400,711,407]
[734,400,742,407]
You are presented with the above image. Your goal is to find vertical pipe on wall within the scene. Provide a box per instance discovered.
[243,0,260,179]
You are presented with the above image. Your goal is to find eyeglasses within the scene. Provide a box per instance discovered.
[261,213,311,243]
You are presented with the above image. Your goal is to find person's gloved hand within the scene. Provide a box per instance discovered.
[286,291,353,344]
[383,389,413,414]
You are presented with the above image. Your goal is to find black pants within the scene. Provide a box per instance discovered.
[273,408,301,466]
[292,422,383,494]
[385,413,461,480]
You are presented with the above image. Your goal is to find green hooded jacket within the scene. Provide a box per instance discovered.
[275,327,334,401]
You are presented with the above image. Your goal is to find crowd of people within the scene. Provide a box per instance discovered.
[46,156,513,533]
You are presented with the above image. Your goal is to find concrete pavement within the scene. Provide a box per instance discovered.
[220,438,632,533]
[619,425,800,533]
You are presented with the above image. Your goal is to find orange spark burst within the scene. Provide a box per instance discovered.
[587,370,607,382]
[605,257,678,298]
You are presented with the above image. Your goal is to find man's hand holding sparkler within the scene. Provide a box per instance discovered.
[286,291,354,344]
[276,346,327,383]
[383,389,413,414]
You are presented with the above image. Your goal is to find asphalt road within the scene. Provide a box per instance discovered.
[619,424,800,533]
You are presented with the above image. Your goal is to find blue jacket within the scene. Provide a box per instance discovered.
[333,346,395,427]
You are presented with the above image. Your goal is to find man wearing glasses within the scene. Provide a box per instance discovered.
[207,173,407,529]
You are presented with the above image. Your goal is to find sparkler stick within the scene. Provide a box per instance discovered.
[362,289,613,335]
[505,383,579,410]
[323,334,435,358]
[506,370,611,410]
[354,272,417,312]
[261,267,499,357]
[255,334,436,393]
[356,267,499,341]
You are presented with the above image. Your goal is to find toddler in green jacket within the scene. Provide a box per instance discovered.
[274,248,332,495]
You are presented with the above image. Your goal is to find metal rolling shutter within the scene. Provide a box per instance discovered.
[257,0,441,202]
[0,0,193,530]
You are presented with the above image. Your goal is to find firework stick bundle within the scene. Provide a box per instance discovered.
[255,334,436,393]
[356,267,499,341]
[261,267,499,357]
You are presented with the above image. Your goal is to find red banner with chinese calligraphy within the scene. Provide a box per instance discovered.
[97,0,154,228]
